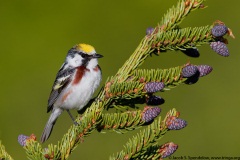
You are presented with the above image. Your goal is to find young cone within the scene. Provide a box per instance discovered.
[141,106,161,123]
[144,82,165,93]
[181,65,199,78]
[211,25,228,37]
[210,41,229,57]
[197,65,213,77]
[18,134,29,147]
[159,142,178,158]
[166,116,187,130]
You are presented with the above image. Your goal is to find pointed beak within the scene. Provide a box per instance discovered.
[93,53,103,59]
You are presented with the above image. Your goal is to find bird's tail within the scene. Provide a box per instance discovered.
[41,108,63,143]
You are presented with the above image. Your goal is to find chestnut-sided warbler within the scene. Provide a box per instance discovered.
[41,43,103,143]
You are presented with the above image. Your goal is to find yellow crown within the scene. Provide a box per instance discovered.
[76,43,95,54]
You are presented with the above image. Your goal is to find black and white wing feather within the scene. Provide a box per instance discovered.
[47,63,75,112]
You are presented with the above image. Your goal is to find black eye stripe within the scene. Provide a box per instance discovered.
[80,53,91,58]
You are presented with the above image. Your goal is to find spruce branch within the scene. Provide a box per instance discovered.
[106,65,187,102]
[0,141,13,160]
[55,100,106,159]
[159,0,206,31]
[106,81,145,100]
[152,26,213,51]
[129,142,178,160]
[105,63,210,110]
[132,66,186,88]
[18,134,44,160]
[20,101,106,160]
[110,108,180,160]
[98,106,161,133]
[97,111,144,133]
[2,0,232,159]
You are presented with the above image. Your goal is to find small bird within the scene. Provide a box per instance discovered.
[41,43,103,143]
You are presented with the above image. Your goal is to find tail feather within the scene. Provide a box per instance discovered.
[41,108,63,143]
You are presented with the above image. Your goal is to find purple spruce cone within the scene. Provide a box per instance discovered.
[18,134,29,146]
[142,106,161,123]
[211,25,228,37]
[210,41,229,57]
[144,82,165,93]
[146,27,154,35]
[166,116,187,130]
[197,65,213,77]
[181,65,198,78]
[159,142,178,158]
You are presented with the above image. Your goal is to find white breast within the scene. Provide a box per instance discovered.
[55,67,101,111]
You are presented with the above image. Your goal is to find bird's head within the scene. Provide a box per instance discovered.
[66,43,103,68]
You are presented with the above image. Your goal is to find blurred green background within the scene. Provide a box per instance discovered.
[0,0,239,159]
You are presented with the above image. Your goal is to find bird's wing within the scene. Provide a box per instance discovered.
[47,63,75,112]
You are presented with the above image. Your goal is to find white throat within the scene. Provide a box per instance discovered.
[87,58,98,69]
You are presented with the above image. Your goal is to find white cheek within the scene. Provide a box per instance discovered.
[66,55,83,67]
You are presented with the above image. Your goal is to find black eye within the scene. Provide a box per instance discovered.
[81,53,88,58]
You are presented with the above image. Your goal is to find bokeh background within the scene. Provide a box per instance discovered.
[0,0,239,159]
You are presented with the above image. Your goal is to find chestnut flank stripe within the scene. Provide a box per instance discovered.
[73,66,90,85]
